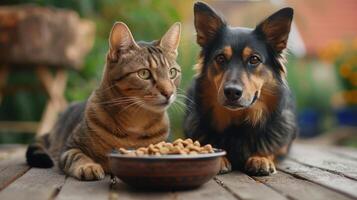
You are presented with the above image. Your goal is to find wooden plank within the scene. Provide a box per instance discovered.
[328,146,357,161]
[0,145,29,191]
[0,65,9,105]
[289,144,357,180]
[174,179,237,200]
[216,172,287,200]
[0,144,26,161]
[254,170,353,200]
[56,176,110,200]
[110,179,174,200]
[0,159,29,191]
[278,159,357,199]
[0,168,65,200]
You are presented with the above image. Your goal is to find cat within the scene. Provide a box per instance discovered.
[26,22,181,181]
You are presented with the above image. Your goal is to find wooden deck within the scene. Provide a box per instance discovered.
[0,143,356,200]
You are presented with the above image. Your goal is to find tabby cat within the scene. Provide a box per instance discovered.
[26,22,181,180]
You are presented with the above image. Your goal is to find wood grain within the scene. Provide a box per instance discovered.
[174,179,237,200]
[0,168,65,200]
[110,179,174,200]
[0,159,29,191]
[279,159,357,199]
[0,145,29,191]
[289,144,357,180]
[216,172,287,200]
[254,170,353,200]
[56,176,110,200]
[0,144,25,161]
[328,146,357,161]
[0,144,357,200]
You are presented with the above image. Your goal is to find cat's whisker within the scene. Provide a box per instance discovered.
[169,102,180,114]
[170,100,185,114]
[109,99,138,107]
[97,84,117,93]
[175,90,195,105]
[131,101,146,116]
[175,97,192,111]
[176,87,187,93]
[97,97,138,106]
[117,101,140,114]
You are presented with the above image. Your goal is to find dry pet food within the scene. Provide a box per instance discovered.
[118,138,215,156]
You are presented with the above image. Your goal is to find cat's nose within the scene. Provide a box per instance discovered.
[161,91,173,101]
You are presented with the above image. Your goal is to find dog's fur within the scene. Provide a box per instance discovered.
[184,2,297,176]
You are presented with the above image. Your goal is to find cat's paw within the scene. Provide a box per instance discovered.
[218,156,232,174]
[245,156,276,176]
[73,163,105,181]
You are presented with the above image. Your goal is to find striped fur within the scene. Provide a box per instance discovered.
[26,22,181,180]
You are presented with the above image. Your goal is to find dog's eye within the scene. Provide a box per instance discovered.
[248,55,261,66]
[215,54,226,65]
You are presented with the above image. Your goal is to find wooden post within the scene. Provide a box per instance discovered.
[0,5,95,135]
[35,66,68,137]
[0,66,9,105]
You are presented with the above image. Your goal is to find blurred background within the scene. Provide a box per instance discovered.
[0,0,356,147]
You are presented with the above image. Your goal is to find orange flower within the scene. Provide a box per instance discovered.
[350,72,357,86]
[339,64,352,78]
[318,40,345,62]
[343,90,357,104]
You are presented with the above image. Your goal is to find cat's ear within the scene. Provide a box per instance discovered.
[254,8,293,53]
[194,2,226,47]
[159,22,181,57]
[109,22,139,61]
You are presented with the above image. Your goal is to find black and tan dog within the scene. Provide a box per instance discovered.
[184,2,297,176]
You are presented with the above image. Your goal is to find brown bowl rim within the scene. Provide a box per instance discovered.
[108,148,226,160]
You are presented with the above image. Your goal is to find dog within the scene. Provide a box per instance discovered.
[184,2,298,176]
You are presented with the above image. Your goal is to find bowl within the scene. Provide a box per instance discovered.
[108,149,226,190]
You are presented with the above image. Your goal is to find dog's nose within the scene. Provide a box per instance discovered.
[224,85,243,101]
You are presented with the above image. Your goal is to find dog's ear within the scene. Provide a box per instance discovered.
[194,2,226,47]
[254,7,293,53]
[109,22,139,62]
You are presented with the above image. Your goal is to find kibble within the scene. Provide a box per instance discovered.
[118,138,215,156]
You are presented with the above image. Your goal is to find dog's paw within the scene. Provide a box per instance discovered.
[245,156,276,176]
[218,156,232,174]
[73,163,105,181]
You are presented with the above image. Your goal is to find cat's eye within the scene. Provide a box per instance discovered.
[137,69,151,80]
[215,54,226,65]
[169,68,179,79]
[248,55,261,66]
